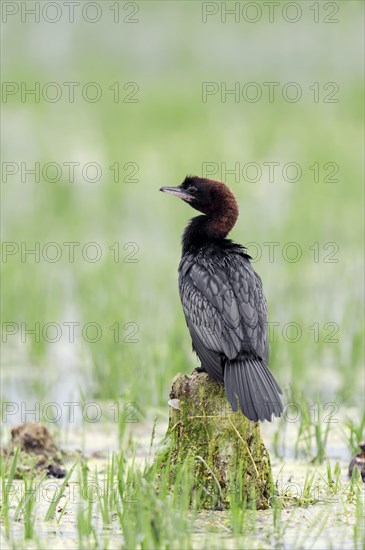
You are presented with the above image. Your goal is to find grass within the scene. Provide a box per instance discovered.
[2,89,363,408]
[0,436,364,549]
[272,387,341,464]
[2,33,364,410]
[0,447,19,539]
[341,412,365,454]
[353,487,365,550]
[44,460,77,521]
[13,459,38,540]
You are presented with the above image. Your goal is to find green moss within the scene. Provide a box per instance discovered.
[152,372,272,510]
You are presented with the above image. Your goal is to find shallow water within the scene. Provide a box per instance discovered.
[1,408,364,550]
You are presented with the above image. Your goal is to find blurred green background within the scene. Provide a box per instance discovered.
[1,1,364,418]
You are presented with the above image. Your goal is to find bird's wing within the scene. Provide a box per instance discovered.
[230,258,269,363]
[179,252,268,362]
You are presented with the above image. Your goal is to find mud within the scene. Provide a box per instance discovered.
[2,423,66,479]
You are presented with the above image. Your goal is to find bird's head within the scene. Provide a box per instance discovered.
[160,176,238,219]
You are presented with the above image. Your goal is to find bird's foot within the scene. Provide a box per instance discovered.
[193,366,206,374]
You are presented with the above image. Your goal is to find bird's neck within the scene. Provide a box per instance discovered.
[182,199,239,254]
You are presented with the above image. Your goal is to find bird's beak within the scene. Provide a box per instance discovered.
[159,186,194,202]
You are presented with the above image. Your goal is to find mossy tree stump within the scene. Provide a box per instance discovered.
[155,371,272,509]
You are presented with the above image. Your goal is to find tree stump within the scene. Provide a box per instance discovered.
[154,371,272,509]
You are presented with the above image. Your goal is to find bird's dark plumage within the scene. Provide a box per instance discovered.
[348,442,365,482]
[160,176,283,421]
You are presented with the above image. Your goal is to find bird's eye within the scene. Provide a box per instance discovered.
[187,186,197,194]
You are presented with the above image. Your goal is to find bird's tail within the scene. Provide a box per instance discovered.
[224,357,283,421]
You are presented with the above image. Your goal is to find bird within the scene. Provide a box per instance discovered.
[348,441,365,482]
[160,176,283,422]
